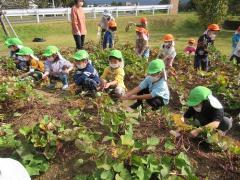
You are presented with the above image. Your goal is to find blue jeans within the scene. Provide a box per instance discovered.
[142,48,150,59]
[103,31,113,49]
[50,74,68,85]
[194,55,209,71]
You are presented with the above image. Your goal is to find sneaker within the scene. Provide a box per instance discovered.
[47,83,56,89]
[62,84,69,90]
[130,102,142,109]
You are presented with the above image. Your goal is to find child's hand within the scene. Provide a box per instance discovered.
[104,83,111,89]
[63,69,70,74]
[127,95,137,100]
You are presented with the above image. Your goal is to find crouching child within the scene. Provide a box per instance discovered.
[73,50,100,94]
[16,47,44,81]
[121,59,170,110]
[183,86,232,137]
[42,46,74,90]
[100,49,126,97]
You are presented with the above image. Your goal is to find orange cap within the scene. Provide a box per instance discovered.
[163,34,174,41]
[140,17,147,23]
[108,20,117,28]
[208,24,221,31]
[188,38,196,44]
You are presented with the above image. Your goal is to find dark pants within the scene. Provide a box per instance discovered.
[50,74,68,85]
[78,78,98,91]
[73,35,85,50]
[130,88,165,110]
[218,117,233,133]
[103,31,113,49]
[195,116,232,133]
[230,54,240,65]
[194,55,209,71]
[16,61,28,71]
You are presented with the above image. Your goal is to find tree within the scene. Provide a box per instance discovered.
[0,0,29,9]
[193,0,228,27]
[228,0,240,15]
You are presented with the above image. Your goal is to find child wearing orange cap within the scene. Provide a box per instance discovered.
[158,34,176,68]
[103,19,117,49]
[135,27,150,60]
[184,38,196,55]
[194,24,220,71]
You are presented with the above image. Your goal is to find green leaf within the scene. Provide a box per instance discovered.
[19,127,32,136]
[97,163,112,171]
[113,162,125,173]
[164,140,175,150]
[102,135,114,142]
[100,170,114,179]
[175,152,191,168]
[147,137,160,146]
[120,134,134,146]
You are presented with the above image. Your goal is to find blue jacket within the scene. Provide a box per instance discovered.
[73,63,100,85]
[232,33,240,48]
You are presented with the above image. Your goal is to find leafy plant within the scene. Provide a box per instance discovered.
[19,115,65,159]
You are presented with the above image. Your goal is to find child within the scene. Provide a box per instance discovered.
[73,50,100,94]
[97,10,113,41]
[121,59,170,110]
[231,26,240,52]
[16,47,44,81]
[103,19,117,49]
[230,40,240,65]
[183,86,232,137]
[230,26,240,64]
[4,37,27,71]
[158,34,177,68]
[184,38,196,55]
[100,49,126,97]
[135,27,150,60]
[42,46,74,90]
[194,24,220,71]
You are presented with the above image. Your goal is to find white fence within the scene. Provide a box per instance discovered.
[2,5,172,23]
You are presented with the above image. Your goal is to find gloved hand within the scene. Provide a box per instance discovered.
[97,30,101,37]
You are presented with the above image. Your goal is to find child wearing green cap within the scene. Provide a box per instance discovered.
[183,86,232,137]
[42,46,74,90]
[121,59,170,110]
[73,50,100,94]
[4,37,27,71]
[100,49,126,97]
[16,47,44,81]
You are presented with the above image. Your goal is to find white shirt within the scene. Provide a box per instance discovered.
[0,158,31,180]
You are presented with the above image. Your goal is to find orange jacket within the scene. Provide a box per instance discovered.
[71,5,87,35]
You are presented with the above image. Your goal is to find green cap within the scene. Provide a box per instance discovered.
[109,49,123,61]
[5,38,23,47]
[73,50,89,61]
[16,47,34,56]
[43,46,59,57]
[187,86,212,106]
[147,59,165,75]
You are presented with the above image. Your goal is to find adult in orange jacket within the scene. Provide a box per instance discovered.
[71,0,87,50]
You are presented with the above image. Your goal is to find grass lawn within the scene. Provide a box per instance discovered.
[0,13,236,56]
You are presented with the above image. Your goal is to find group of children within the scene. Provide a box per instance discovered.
[5,33,233,138]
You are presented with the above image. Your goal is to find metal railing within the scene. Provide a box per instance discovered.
[2,5,172,23]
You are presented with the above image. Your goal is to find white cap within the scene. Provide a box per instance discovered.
[0,158,31,180]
